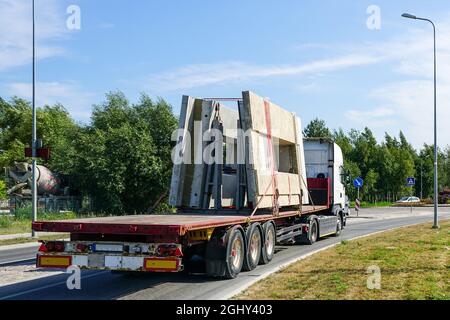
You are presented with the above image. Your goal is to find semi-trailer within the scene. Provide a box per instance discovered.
[32,91,349,279]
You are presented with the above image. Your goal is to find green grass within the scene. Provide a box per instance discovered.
[236,220,450,300]
[0,206,79,236]
[0,233,70,246]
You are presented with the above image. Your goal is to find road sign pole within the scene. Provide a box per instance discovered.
[410,185,413,213]
[31,0,38,238]
[357,188,359,217]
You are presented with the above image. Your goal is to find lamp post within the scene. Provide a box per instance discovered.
[31,0,38,237]
[402,13,439,229]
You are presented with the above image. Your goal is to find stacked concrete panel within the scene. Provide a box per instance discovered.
[240,91,308,210]
[169,91,309,212]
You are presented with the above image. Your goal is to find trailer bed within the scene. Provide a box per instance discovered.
[32,205,327,236]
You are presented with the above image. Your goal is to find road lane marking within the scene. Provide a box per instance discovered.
[0,271,108,300]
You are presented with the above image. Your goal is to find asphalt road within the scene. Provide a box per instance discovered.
[0,245,38,266]
[0,207,448,300]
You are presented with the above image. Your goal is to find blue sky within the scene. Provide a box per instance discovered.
[1,0,450,148]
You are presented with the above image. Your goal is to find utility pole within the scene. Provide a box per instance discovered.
[31,0,38,238]
[402,13,439,229]
[420,159,423,200]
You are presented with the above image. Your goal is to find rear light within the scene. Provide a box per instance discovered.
[54,242,65,252]
[40,241,65,253]
[156,244,183,257]
[38,243,48,252]
[76,243,88,253]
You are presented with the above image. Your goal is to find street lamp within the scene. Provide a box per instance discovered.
[31,0,38,237]
[402,13,439,229]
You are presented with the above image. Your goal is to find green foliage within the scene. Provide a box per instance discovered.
[69,91,177,214]
[0,92,177,215]
[0,97,78,173]
[303,118,332,138]
[0,180,7,199]
[13,205,76,221]
[304,118,449,201]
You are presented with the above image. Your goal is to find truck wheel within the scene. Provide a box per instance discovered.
[259,222,276,265]
[333,217,342,237]
[243,223,262,271]
[299,219,318,245]
[224,226,245,279]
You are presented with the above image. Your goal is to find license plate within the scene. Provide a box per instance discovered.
[93,244,123,252]
[38,255,72,268]
[144,258,179,271]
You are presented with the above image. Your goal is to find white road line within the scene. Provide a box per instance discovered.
[0,271,109,300]
[0,258,35,266]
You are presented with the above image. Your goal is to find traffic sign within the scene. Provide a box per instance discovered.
[406,177,415,186]
[353,177,364,188]
[25,147,50,160]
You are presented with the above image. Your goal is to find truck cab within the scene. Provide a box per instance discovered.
[303,138,349,223]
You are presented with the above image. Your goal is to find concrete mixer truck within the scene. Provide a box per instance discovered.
[6,162,61,196]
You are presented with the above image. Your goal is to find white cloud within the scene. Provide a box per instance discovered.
[7,81,96,121]
[341,16,450,148]
[147,54,379,92]
[0,0,66,71]
[345,107,396,128]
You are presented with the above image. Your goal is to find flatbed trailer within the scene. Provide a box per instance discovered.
[32,204,340,279]
[32,92,349,279]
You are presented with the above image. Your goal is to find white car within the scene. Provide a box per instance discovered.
[396,196,421,203]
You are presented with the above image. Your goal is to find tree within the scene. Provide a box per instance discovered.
[0,180,7,200]
[303,118,332,138]
[69,92,177,214]
[0,97,78,173]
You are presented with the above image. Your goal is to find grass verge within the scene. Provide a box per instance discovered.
[0,233,70,247]
[350,201,393,208]
[236,220,450,300]
[0,211,77,236]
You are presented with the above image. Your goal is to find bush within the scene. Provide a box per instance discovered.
[0,216,12,228]
[0,180,7,200]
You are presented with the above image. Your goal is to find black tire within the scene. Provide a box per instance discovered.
[299,219,318,245]
[333,216,342,237]
[205,226,245,279]
[259,222,276,265]
[224,226,245,279]
[242,223,262,271]
[342,213,347,228]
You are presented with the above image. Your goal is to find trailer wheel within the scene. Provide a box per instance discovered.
[205,226,245,279]
[224,227,245,279]
[259,222,276,265]
[243,223,262,271]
